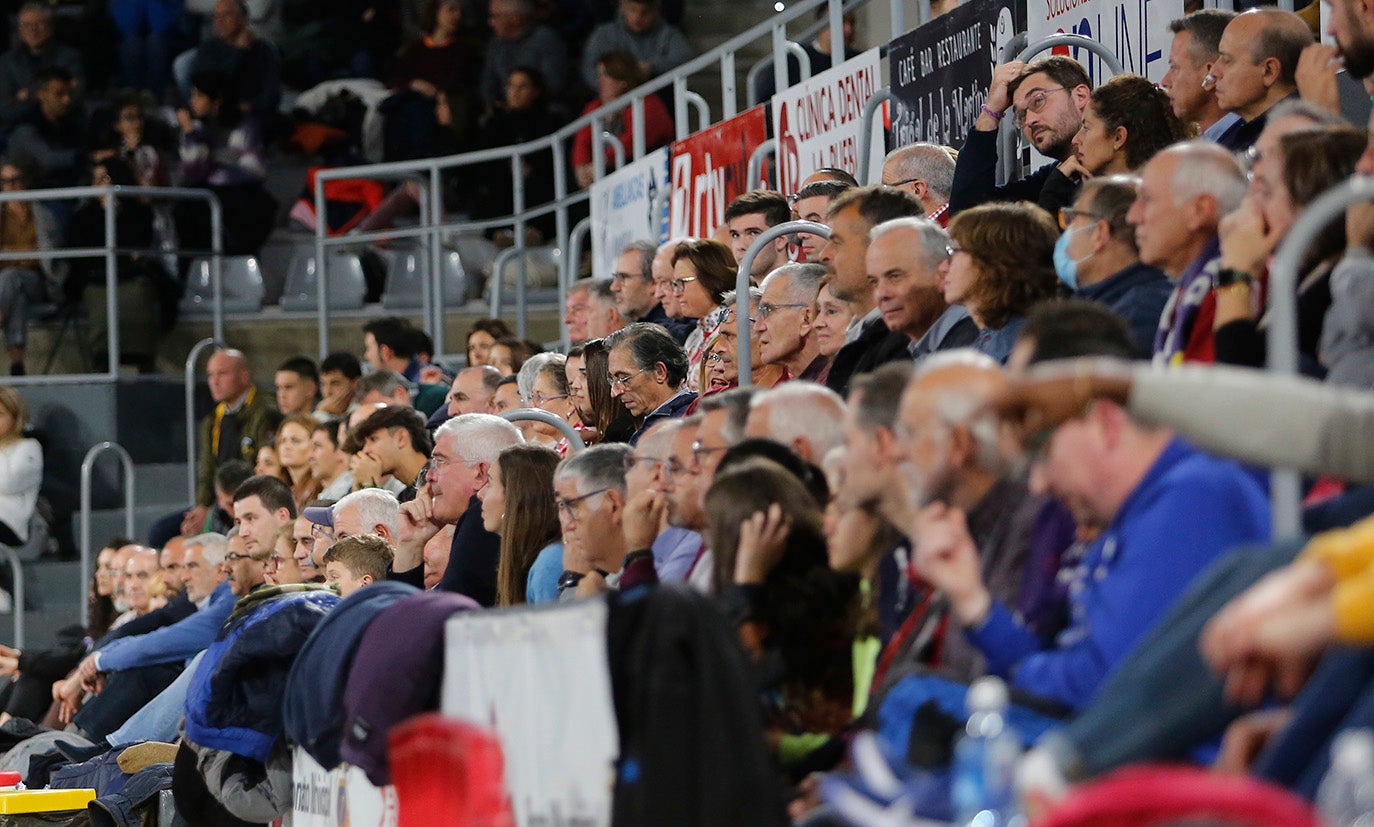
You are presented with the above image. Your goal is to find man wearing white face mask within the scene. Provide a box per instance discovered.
[1055,177,1173,357]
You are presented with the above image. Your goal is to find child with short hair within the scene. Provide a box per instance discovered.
[321,535,394,597]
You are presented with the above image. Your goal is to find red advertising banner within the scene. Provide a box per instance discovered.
[668,105,769,240]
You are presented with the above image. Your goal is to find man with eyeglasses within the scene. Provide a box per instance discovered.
[866,217,977,364]
[605,322,695,444]
[880,143,956,226]
[950,55,1091,216]
[612,240,694,341]
[621,419,700,582]
[1055,178,1172,356]
[755,263,827,383]
[1209,8,1312,152]
[553,444,656,598]
[658,415,714,591]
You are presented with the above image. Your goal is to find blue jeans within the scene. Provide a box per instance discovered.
[106,651,203,747]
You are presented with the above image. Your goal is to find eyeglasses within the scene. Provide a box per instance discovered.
[267,555,291,570]
[668,276,697,293]
[756,302,808,321]
[223,551,266,563]
[1057,207,1104,231]
[692,440,729,463]
[608,367,650,390]
[623,454,664,473]
[310,523,335,542]
[721,307,757,325]
[1012,87,1066,130]
[610,271,639,283]
[881,175,920,188]
[662,458,695,479]
[529,392,568,405]
[555,487,610,517]
[705,351,733,365]
[0,176,23,186]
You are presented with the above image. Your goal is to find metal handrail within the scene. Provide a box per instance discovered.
[998,35,1127,186]
[0,184,223,380]
[566,217,594,349]
[499,409,586,451]
[857,88,894,183]
[748,139,777,191]
[79,442,135,627]
[682,91,711,134]
[735,220,830,385]
[489,246,527,323]
[1,547,23,648]
[747,41,813,106]
[183,337,223,506]
[1264,177,1374,538]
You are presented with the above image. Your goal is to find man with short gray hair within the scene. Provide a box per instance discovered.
[554,443,656,596]
[1127,140,1247,365]
[394,413,523,604]
[880,143,957,225]
[755,264,827,382]
[605,322,695,444]
[744,383,845,464]
[587,279,628,339]
[868,217,978,361]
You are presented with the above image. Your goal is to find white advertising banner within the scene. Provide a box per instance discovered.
[443,599,618,827]
[589,147,670,282]
[771,46,887,194]
[291,748,398,827]
[1027,0,1182,84]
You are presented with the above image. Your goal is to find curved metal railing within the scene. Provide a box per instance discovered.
[79,442,135,627]
[499,409,587,451]
[734,219,831,385]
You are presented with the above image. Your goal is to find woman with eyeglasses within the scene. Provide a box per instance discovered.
[1067,74,1187,180]
[267,524,305,586]
[478,444,563,605]
[671,238,737,393]
[945,201,1060,363]
[525,353,583,456]
[1215,125,1365,379]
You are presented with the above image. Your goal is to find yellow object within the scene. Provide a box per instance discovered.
[0,789,95,813]
[1301,515,1374,642]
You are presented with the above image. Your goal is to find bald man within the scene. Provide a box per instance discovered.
[184,349,281,535]
[1210,8,1313,151]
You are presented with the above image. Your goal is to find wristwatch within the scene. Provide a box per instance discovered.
[1216,268,1254,288]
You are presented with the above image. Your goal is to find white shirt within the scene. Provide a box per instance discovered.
[0,438,41,542]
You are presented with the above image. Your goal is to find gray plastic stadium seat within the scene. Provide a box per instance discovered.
[380,246,470,309]
[279,252,367,311]
[179,256,265,313]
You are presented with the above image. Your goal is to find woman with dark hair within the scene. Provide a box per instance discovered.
[572,49,673,189]
[1216,125,1366,376]
[945,202,1060,363]
[473,66,565,244]
[275,414,321,509]
[488,335,539,375]
[465,318,514,368]
[383,0,482,159]
[478,443,563,604]
[177,70,275,256]
[580,338,635,443]
[672,238,737,391]
[94,90,173,188]
[705,458,860,769]
[1068,74,1187,178]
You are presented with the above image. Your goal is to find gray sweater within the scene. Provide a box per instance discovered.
[581,18,693,89]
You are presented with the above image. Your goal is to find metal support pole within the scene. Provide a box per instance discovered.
[857,88,893,184]
[674,76,691,139]
[412,177,434,351]
[2,547,23,648]
[916,0,930,25]
[827,0,845,63]
[208,195,224,344]
[772,24,789,113]
[592,114,607,182]
[313,171,329,358]
[499,409,586,451]
[683,92,711,134]
[79,442,135,628]
[566,216,593,350]
[511,152,529,339]
[748,139,777,190]
[427,168,445,355]
[735,220,829,385]
[720,50,737,120]
[631,97,647,160]
[1265,177,1374,539]
[490,247,521,320]
[890,0,905,36]
[603,131,626,171]
[183,337,222,506]
[103,186,118,376]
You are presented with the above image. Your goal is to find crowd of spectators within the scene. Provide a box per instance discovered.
[1,0,1374,821]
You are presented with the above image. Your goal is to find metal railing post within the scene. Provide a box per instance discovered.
[498,409,586,451]
[313,172,329,358]
[183,337,222,506]
[410,177,433,351]
[772,24,789,111]
[430,165,444,347]
[593,114,608,181]
[891,0,905,37]
[631,98,647,160]
[683,92,711,134]
[566,217,593,349]
[511,151,529,339]
[916,0,930,25]
[103,186,118,376]
[748,139,777,190]
[1264,177,1374,538]
[999,34,1125,186]
[208,196,224,344]
[720,50,738,120]
[490,247,521,320]
[858,88,893,184]
[735,220,829,385]
[828,0,845,63]
[79,442,135,628]
[674,76,691,140]
[603,131,626,171]
[1,547,23,648]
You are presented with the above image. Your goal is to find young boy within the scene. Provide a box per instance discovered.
[321,535,394,597]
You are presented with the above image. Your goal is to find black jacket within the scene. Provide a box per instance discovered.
[436,494,503,605]
[949,128,1062,216]
[825,315,911,397]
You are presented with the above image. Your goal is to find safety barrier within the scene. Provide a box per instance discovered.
[735,219,831,386]
[498,410,587,451]
[0,185,223,383]
[310,0,874,356]
[183,337,224,507]
[1,547,24,649]
[79,442,135,627]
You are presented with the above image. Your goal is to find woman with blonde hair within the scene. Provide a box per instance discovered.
[275,414,321,509]
[0,386,40,551]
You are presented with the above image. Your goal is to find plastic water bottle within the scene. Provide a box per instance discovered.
[1318,729,1374,827]
[951,676,1023,827]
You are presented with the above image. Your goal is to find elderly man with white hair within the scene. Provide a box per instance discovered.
[754,263,828,382]
[891,350,1046,682]
[302,487,401,569]
[394,413,523,605]
[743,383,845,464]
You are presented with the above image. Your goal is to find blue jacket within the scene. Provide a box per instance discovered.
[95,581,236,673]
[1076,262,1173,358]
[966,439,1271,710]
[631,389,697,445]
[185,587,339,763]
